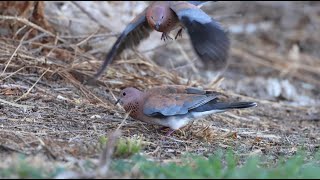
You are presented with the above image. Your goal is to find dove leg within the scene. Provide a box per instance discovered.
[159,126,170,132]
[161,129,176,140]
[161,32,173,41]
[175,28,184,40]
[165,129,176,136]
[161,128,176,140]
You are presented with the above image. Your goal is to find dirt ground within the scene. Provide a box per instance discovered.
[0,1,320,176]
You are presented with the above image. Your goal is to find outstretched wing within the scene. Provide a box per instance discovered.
[93,9,153,79]
[143,93,219,116]
[169,1,230,71]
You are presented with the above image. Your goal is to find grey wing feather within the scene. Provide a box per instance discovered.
[143,94,218,116]
[93,9,153,79]
[170,2,230,71]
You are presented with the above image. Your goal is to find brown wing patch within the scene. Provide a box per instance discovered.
[169,1,198,12]
[147,85,202,95]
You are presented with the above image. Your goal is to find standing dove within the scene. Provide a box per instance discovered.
[93,1,230,79]
[115,85,257,136]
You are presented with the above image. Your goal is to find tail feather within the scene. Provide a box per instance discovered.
[213,102,257,110]
[192,101,257,112]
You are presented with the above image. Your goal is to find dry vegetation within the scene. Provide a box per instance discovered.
[0,1,320,178]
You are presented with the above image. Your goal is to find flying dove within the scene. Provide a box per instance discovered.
[93,1,230,79]
[115,85,257,136]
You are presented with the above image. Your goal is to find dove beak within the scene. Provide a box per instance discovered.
[115,99,120,105]
[155,23,160,31]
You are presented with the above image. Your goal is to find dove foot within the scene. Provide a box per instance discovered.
[175,28,183,40]
[158,127,176,136]
[161,128,176,140]
[158,126,170,132]
[165,129,176,136]
[161,33,173,41]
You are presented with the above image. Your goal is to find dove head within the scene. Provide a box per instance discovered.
[115,87,142,106]
[146,3,170,32]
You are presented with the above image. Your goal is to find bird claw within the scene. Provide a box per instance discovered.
[175,28,183,40]
[161,33,173,41]
[165,129,176,136]
[160,128,176,140]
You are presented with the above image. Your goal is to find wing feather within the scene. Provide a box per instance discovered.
[143,93,218,116]
[93,9,153,79]
[170,2,230,71]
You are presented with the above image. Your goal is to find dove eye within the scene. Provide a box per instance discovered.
[161,16,164,19]
[151,16,154,20]
[123,92,126,96]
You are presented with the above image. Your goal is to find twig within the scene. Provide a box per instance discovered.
[13,25,28,39]
[24,32,48,44]
[59,32,119,39]
[46,33,59,58]
[0,98,34,109]
[1,28,32,76]
[171,57,197,71]
[0,144,27,154]
[162,135,193,143]
[37,137,57,159]
[0,84,30,90]
[0,66,25,81]
[0,15,102,65]
[116,111,131,131]
[15,67,50,102]
[98,129,121,177]
[175,41,198,73]
[76,29,99,47]
[0,15,67,43]
[58,71,112,110]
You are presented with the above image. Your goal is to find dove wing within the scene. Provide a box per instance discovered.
[93,9,153,79]
[170,1,230,71]
[143,93,219,116]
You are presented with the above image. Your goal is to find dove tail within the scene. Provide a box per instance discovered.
[212,102,257,110]
[193,101,257,112]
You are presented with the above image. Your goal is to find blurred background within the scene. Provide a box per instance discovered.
[41,1,320,106]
